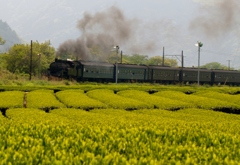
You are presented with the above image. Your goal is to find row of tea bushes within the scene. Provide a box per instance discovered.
[27,90,66,110]
[194,91,240,106]
[117,90,193,110]
[154,91,240,112]
[1,89,240,113]
[6,108,69,125]
[87,89,152,110]
[0,91,24,109]
[1,108,240,164]
[56,90,106,110]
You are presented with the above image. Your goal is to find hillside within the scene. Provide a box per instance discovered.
[0,20,23,53]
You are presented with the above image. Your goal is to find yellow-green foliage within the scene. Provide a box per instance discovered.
[0,108,239,164]
[154,90,240,111]
[194,91,240,105]
[87,89,151,110]
[6,108,68,125]
[56,90,106,110]
[117,90,193,110]
[0,91,24,108]
[26,90,65,110]
[0,86,240,164]
[0,112,8,124]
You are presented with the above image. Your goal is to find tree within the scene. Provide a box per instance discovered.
[148,56,162,65]
[120,54,148,65]
[164,58,178,67]
[0,36,5,45]
[147,56,178,67]
[129,54,148,65]
[3,41,55,76]
[201,62,232,70]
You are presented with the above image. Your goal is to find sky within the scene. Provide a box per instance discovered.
[0,0,240,68]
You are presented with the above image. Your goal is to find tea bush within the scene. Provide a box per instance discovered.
[56,90,107,110]
[26,90,65,110]
[87,89,152,110]
[0,91,24,109]
[0,108,239,164]
[117,90,193,110]
[154,90,240,112]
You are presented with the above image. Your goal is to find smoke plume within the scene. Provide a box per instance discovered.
[56,6,139,61]
[190,0,240,38]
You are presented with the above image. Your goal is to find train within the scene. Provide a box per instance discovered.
[48,58,240,85]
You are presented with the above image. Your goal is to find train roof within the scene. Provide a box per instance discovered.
[116,63,148,69]
[181,68,212,72]
[212,69,240,73]
[79,60,114,67]
[148,65,180,70]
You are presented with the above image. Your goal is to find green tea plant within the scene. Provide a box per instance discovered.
[154,90,240,112]
[87,89,152,110]
[117,90,193,110]
[26,90,65,110]
[194,91,240,106]
[0,108,239,164]
[56,90,107,110]
[0,91,24,109]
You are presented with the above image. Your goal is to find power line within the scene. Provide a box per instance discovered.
[201,49,239,57]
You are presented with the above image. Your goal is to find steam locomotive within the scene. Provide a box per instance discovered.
[48,58,240,85]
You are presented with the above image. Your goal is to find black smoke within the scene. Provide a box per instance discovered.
[56,6,138,61]
[190,0,240,38]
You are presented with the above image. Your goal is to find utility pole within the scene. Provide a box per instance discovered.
[227,60,231,70]
[195,41,203,86]
[181,50,184,68]
[164,49,184,67]
[162,47,165,66]
[120,50,122,63]
[29,40,33,80]
[115,46,119,84]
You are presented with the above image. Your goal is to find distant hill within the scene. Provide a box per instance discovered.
[0,20,23,53]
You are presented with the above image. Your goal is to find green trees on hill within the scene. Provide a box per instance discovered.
[0,36,5,45]
[109,53,178,67]
[201,62,233,70]
[1,41,55,77]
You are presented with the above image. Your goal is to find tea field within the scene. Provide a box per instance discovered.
[0,86,240,164]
